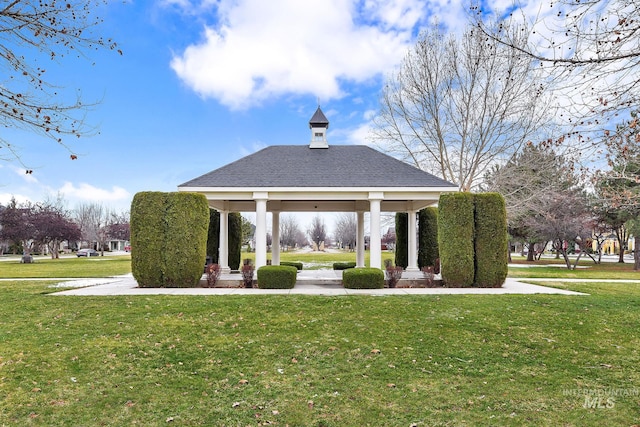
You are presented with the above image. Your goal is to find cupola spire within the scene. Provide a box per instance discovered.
[309,106,329,149]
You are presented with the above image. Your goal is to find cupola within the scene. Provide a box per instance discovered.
[309,106,329,149]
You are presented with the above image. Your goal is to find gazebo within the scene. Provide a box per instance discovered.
[178,107,458,272]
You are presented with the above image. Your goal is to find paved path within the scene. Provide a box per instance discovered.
[45,272,591,296]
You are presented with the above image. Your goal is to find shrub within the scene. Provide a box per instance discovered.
[241,261,255,288]
[228,213,242,270]
[280,261,303,270]
[162,193,210,287]
[333,262,356,270]
[257,265,298,289]
[421,266,435,287]
[418,207,438,269]
[130,191,209,288]
[130,192,168,288]
[438,193,475,287]
[205,263,221,288]
[206,209,220,264]
[343,268,384,289]
[474,193,508,287]
[385,265,403,288]
[395,212,408,268]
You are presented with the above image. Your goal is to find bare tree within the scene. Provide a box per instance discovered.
[295,229,309,249]
[74,202,109,254]
[476,0,640,129]
[279,214,301,250]
[333,213,357,250]
[307,215,327,251]
[0,1,120,167]
[370,22,551,191]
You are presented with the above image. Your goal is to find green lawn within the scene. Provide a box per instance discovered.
[0,255,132,278]
[0,256,639,425]
[509,258,640,280]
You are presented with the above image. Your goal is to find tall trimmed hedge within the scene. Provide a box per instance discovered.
[205,210,241,270]
[130,192,166,287]
[418,207,438,269]
[395,212,408,269]
[228,213,242,270]
[474,193,508,287]
[438,193,475,287]
[206,209,221,263]
[131,192,209,288]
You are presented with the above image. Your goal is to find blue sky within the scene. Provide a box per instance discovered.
[1,0,511,229]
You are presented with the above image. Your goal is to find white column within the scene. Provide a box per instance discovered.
[272,211,280,265]
[356,211,365,267]
[406,210,419,272]
[254,193,268,268]
[369,193,383,269]
[219,210,230,273]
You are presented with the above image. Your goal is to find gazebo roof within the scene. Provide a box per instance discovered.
[180,145,454,188]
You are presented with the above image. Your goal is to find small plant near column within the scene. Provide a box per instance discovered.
[205,263,221,288]
[241,259,255,288]
[421,266,435,287]
[384,259,403,288]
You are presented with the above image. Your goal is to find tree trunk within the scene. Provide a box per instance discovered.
[556,242,573,270]
[635,236,640,271]
[526,241,535,262]
[615,226,627,263]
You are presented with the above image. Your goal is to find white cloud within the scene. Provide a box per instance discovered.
[11,166,39,184]
[0,193,32,206]
[58,182,131,203]
[170,0,425,109]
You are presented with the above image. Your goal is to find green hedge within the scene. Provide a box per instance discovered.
[474,193,508,287]
[395,212,408,269]
[228,213,242,270]
[333,262,356,270]
[343,268,384,289]
[280,261,303,271]
[206,209,221,264]
[257,265,298,289]
[418,207,438,269]
[438,193,475,287]
[130,192,166,287]
[131,192,209,288]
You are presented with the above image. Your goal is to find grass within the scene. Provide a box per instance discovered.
[509,257,640,280]
[1,255,640,425]
[0,255,132,278]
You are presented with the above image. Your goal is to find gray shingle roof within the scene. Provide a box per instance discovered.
[180,145,456,188]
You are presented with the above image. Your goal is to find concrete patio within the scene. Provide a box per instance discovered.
[50,270,588,296]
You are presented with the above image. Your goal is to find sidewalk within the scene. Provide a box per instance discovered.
[49,271,589,296]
